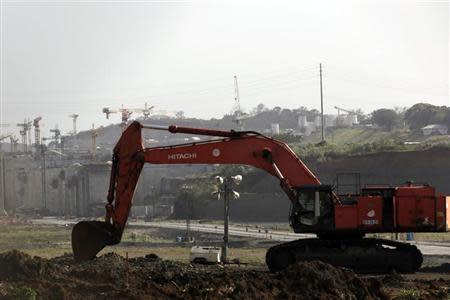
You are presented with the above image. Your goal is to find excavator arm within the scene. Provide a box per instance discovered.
[72,121,320,261]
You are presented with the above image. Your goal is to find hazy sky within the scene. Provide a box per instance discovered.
[0,0,449,136]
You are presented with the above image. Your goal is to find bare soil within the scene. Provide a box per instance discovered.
[0,250,449,300]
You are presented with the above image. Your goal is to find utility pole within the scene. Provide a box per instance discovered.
[234,75,241,114]
[41,144,47,210]
[17,120,32,152]
[319,63,325,141]
[91,124,98,161]
[0,135,11,214]
[27,123,32,148]
[222,178,230,263]
[214,174,242,263]
[182,185,193,242]
[33,117,42,147]
[49,126,61,152]
[9,136,18,153]
[0,140,7,215]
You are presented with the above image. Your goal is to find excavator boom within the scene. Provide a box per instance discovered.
[72,121,320,261]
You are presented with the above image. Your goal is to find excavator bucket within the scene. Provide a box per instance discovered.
[71,221,116,262]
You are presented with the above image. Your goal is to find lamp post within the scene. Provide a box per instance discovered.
[214,174,242,263]
[181,184,193,242]
[41,144,47,210]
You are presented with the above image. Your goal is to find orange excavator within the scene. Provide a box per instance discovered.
[72,122,450,272]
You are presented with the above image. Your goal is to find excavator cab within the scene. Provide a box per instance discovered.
[290,185,334,233]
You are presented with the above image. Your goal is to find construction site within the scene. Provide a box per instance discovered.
[1,1,449,299]
[0,101,449,299]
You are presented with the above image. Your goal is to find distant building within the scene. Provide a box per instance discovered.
[271,123,280,135]
[422,124,448,136]
[324,115,337,128]
[298,115,308,129]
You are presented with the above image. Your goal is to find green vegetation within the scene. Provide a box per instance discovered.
[405,103,450,130]
[242,102,450,161]
[391,289,421,300]
[289,127,450,162]
[372,108,399,131]
[0,224,71,247]
[8,286,37,300]
[0,223,268,264]
[0,224,172,258]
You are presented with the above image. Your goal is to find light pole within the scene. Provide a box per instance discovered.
[181,184,193,242]
[41,144,47,210]
[214,174,242,263]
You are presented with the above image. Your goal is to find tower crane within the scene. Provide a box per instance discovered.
[334,106,364,125]
[0,134,11,152]
[0,134,11,142]
[50,127,61,149]
[17,120,32,152]
[69,114,79,135]
[102,103,155,127]
[334,106,363,116]
[133,103,155,119]
[9,136,18,153]
[43,125,62,151]
[91,123,103,161]
[102,107,118,119]
[102,106,131,130]
[33,117,42,146]
[0,125,10,147]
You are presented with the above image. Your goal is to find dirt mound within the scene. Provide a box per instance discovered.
[0,250,55,281]
[381,271,405,287]
[1,250,448,300]
[278,261,386,299]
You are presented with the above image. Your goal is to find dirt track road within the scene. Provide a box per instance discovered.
[32,218,450,256]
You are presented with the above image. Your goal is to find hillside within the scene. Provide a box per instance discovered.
[288,127,450,162]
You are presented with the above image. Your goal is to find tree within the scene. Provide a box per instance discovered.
[251,103,268,115]
[372,109,399,131]
[273,106,282,114]
[175,111,185,119]
[404,103,448,130]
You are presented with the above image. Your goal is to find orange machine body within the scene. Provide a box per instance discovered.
[446,197,450,231]
[105,122,449,239]
[334,195,384,231]
[333,185,448,233]
[74,122,450,272]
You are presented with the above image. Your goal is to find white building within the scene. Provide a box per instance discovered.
[271,123,280,135]
[422,124,448,136]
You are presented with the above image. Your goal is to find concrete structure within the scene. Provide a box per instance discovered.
[298,115,308,129]
[271,123,280,135]
[422,124,448,136]
[324,115,337,128]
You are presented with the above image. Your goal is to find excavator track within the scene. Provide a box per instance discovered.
[266,238,423,273]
